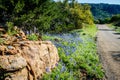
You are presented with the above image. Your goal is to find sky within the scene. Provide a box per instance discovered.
[78,0,120,5]
[54,0,120,5]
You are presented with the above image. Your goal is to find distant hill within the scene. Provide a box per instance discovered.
[87,3,120,20]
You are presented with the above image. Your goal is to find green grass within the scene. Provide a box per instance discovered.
[82,24,97,37]
[116,27,120,33]
[42,35,62,41]
[27,33,39,41]
[108,24,120,33]
[42,25,104,80]
[6,22,18,35]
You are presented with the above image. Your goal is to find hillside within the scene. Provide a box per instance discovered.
[88,3,120,20]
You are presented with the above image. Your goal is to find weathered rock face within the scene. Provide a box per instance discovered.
[0,26,59,80]
[0,41,59,80]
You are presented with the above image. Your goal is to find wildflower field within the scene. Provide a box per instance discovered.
[42,25,104,80]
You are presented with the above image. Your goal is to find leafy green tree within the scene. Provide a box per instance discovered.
[70,3,93,28]
[0,0,94,33]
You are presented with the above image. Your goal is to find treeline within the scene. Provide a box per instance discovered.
[111,14,120,32]
[89,3,120,22]
[97,14,120,27]
[0,0,93,34]
[109,14,120,26]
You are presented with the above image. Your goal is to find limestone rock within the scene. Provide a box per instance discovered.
[20,41,59,79]
[0,41,59,80]
[0,26,59,80]
[0,45,7,55]
[0,54,27,71]
[1,34,8,38]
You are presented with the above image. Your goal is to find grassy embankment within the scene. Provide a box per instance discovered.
[42,24,104,80]
[106,14,120,33]
[108,24,120,33]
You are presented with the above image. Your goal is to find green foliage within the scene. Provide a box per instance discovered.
[110,14,120,22]
[116,27,120,33]
[95,14,120,25]
[109,14,120,27]
[6,22,14,34]
[14,0,25,13]
[109,24,120,33]
[73,40,104,78]
[6,22,17,35]
[0,0,94,33]
[90,3,120,21]
[42,35,62,41]
[70,3,93,29]
[82,24,97,37]
[27,33,39,41]
[108,14,120,32]
[42,25,104,79]
[43,62,76,80]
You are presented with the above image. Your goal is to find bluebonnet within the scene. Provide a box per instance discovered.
[46,67,50,72]
[60,65,66,73]
[55,75,59,80]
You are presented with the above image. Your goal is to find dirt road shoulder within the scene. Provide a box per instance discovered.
[97,24,120,80]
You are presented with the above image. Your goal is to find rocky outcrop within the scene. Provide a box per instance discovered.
[0,27,59,80]
[0,41,59,80]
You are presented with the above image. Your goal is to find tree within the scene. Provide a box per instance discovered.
[0,0,94,33]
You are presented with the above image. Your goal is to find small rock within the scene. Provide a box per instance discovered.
[7,46,15,50]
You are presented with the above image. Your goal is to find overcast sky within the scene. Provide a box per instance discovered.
[54,0,120,5]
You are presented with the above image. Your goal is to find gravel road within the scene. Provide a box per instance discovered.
[97,24,120,80]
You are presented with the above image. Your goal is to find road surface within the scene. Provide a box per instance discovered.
[97,24,120,80]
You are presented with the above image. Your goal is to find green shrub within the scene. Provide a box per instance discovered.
[0,0,94,33]
[108,24,120,33]
[27,33,39,41]
[6,22,18,35]
[116,27,120,33]
[6,22,14,34]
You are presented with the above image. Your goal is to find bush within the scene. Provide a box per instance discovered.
[6,22,18,35]
[27,33,39,41]
[0,0,94,33]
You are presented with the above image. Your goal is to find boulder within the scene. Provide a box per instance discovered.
[0,54,27,71]
[0,41,59,80]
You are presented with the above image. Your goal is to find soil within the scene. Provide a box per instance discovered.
[97,24,120,80]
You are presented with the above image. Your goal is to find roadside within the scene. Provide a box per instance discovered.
[42,25,104,80]
[97,24,120,80]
